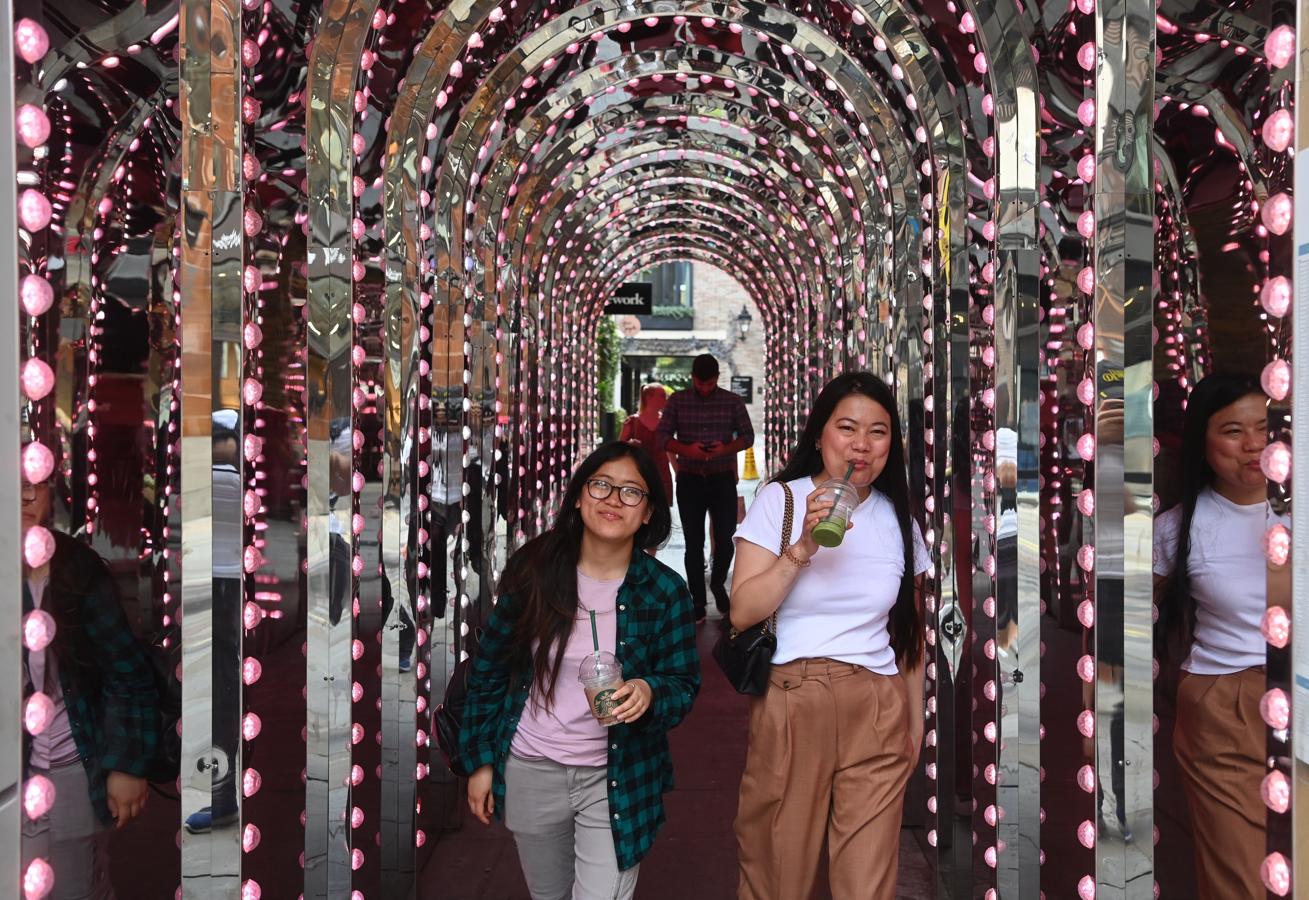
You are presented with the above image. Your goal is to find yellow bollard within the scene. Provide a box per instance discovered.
[742,447,759,480]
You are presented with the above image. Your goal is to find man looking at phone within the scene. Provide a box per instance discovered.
[657,353,754,623]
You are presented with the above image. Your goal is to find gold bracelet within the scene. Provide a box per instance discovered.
[780,544,812,568]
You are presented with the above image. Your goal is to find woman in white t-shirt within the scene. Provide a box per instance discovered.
[1154,372,1283,900]
[730,372,930,900]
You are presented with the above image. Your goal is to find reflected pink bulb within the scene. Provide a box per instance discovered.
[1077,322,1095,349]
[244,490,260,518]
[983,846,997,868]
[243,434,263,462]
[1262,109,1294,153]
[23,442,54,483]
[982,93,994,115]
[16,104,50,148]
[1077,433,1096,461]
[985,764,997,784]
[981,346,995,368]
[351,764,365,786]
[23,609,55,653]
[416,829,427,848]
[243,266,260,293]
[1262,193,1293,235]
[1260,276,1292,317]
[1077,655,1095,683]
[1262,359,1292,401]
[1263,606,1291,649]
[242,712,262,740]
[1077,154,1096,183]
[352,640,364,661]
[1078,875,1096,900]
[1077,377,1095,406]
[981,220,997,241]
[242,824,261,852]
[927,830,937,847]
[1077,544,1095,571]
[20,274,53,317]
[23,774,55,819]
[240,880,261,900]
[243,322,262,349]
[1077,489,1095,517]
[243,601,263,630]
[1266,25,1296,69]
[1262,852,1291,896]
[21,357,54,401]
[351,806,364,828]
[352,849,364,871]
[1077,210,1095,238]
[1262,770,1291,813]
[242,657,263,685]
[1077,42,1096,71]
[1077,765,1096,793]
[241,95,260,124]
[959,11,976,33]
[23,857,54,900]
[351,345,366,367]
[1261,688,1290,730]
[983,804,997,826]
[241,38,260,67]
[24,692,54,735]
[14,19,50,64]
[351,681,363,703]
[243,545,263,574]
[351,723,364,745]
[1077,266,1095,294]
[18,189,51,231]
[242,768,262,798]
[1077,99,1096,128]
[1261,442,1292,483]
[1077,710,1095,738]
[243,208,262,237]
[1078,600,1095,629]
[25,526,55,568]
[243,378,262,407]
[1077,0,1094,14]
[983,680,996,701]
[1078,819,1096,849]
[1266,524,1291,567]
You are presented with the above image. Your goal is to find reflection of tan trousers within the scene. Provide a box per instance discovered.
[1173,667,1266,900]
[735,658,912,900]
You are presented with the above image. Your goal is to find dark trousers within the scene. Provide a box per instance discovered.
[676,471,738,616]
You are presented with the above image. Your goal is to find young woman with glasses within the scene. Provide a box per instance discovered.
[458,441,700,900]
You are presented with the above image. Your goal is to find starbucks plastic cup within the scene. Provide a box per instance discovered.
[578,651,625,727]
[811,477,859,548]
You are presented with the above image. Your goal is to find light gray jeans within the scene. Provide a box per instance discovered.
[504,753,640,900]
[21,759,114,900]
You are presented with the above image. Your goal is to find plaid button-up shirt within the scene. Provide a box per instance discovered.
[656,386,754,476]
[458,549,700,870]
[23,534,161,825]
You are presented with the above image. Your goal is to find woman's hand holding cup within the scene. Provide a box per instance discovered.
[792,484,852,561]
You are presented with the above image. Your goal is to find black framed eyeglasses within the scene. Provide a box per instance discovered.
[585,479,649,507]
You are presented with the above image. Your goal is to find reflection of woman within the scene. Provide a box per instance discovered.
[459,442,699,899]
[1154,373,1280,900]
[619,383,674,501]
[730,373,929,900]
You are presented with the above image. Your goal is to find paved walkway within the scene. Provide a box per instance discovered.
[419,479,936,899]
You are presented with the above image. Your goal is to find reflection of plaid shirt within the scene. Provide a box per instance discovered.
[23,535,160,825]
[458,551,700,870]
[656,387,754,476]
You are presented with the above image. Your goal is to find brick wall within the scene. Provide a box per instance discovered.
[692,261,766,431]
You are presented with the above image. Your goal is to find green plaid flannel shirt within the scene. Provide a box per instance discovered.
[458,549,700,870]
[23,537,160,825]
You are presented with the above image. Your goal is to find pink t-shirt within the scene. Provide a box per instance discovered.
[509,570,622,767]
[27,575,80,768]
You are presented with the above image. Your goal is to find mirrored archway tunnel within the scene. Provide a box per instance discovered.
[0,0,1303,898]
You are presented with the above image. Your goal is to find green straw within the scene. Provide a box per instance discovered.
[590,610,599,652]
[843,461,855,482]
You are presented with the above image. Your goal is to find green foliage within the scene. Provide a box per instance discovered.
[597,315,621,417]
[649,305,694,320]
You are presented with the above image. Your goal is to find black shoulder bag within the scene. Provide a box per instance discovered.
[434,626,483,778]
[712,482,794,695]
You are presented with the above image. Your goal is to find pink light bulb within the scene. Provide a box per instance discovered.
[243,322,263,349]
[23,442,54,483]
[242,823,261,852]
[242,712,262,740]
[14,19,50,64]
[1077,42,1096,71]
[23,774,55,819]
[1077,433,1096,461]
[1077,765,1096,793]
[23,609,55,653]
[351,765,365,786]
[243,266,260,293]
[1078,875,1096,900]
[1077,489,1096,517]
[243,434,263,462]
[1077,655,1095,683]
[1077,266,1095,294]
[21,357,55,401]
[1077,709,1095,739]
[243,601,263,631]
[985,764,997,784]
[1077,99,1096,128]
[20,274,53,317]
[241,880,261,900]
[351,806,365,828]
[1266,25,1296,69]
[243,490,260,519]
[1078,819,1096,848]
[24,526,55,568]
[1262,109,1294,153]
[24,691,54,735]
[242,657,263,685]
[1077,377,1096,406]
[1261,442,1292,483]
[352,640,365,661]
[1078,600,1095,629]
[242,545,263,574]
[243,378,263,407]
[23,857,54,900]
[1077,154,1096,183]
[983,846,997,868]
[242,767,263,798]
[1262,852,1291,896]
[1262,359,1292,401]
[1261,276,1292,317]
[416,829,427,847]
[16,104,50,148]
[1077,322,1095,350]
[1261,688,1291,730]
[1077,210,1095,238]
[1262,770,1290,814]
[18,190,52,231]
[1266,524,1291,567]
[351,849,364,871]
[1262,193,1293,235]
[243,208,263,237]
[983,804,997,826]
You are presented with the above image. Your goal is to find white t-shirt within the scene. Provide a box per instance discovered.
[734,477,932,675]
[1153,487,1288,674]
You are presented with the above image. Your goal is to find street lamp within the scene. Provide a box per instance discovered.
[736,304,753,340]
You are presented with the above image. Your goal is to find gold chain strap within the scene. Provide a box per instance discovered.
[764,483,795,635]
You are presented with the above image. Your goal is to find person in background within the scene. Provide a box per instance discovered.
[730,372,929,900]
[460,442,699,900]
[1154,372,1285,900]
[619,382,674,516]
[21,480,160,899]
[657,354,754,623]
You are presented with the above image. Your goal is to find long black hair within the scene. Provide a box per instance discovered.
[772,372,923,669]
[1157,371,1265,656]
[498,441,672,708]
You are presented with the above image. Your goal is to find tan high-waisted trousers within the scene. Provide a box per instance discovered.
[735,658,913,900]
[1174,667,1266,900]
